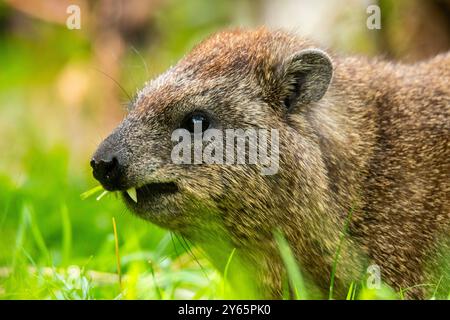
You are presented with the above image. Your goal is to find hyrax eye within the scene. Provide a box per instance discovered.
[181,112,211,133]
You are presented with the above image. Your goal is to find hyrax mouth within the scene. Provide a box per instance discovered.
[123,182,179,203]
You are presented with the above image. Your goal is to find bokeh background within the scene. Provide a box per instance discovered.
[0,0,449,299]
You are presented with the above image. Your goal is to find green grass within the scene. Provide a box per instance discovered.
[0,144,448,299]
[0,143,223,299]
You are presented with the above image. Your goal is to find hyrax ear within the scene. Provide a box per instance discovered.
[279,49,333,111]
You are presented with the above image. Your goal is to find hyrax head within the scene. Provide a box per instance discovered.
[91,28,333,239]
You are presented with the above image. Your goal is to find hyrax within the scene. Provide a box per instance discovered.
[91,28,450,299]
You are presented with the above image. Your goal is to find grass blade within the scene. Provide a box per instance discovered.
[346,281,355,300]
[80,185,104,200]
[112,217,122,291]
[274,230,308,300]
[222,248,236,297]
[61,205,72,266]
[329,206,354,299]
[26,204,51,264]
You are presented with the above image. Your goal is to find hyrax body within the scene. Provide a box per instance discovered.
[92,28,450,298]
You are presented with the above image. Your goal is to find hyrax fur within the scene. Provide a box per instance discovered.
[92,28,450,299]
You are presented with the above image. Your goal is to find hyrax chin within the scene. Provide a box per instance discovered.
[91,27,450,299]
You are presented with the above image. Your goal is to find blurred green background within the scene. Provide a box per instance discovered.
[0,0,449,299]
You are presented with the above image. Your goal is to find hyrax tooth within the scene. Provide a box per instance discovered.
[126,188,137,203]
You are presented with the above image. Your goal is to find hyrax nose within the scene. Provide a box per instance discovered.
[90,154,122,190]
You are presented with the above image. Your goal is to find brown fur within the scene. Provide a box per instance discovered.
[93,28,450,299]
